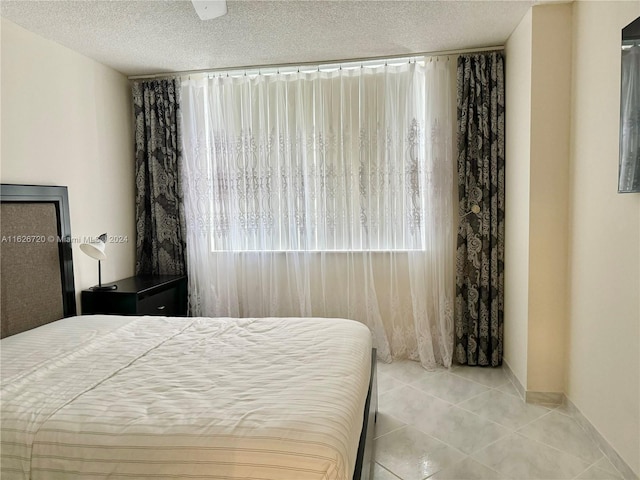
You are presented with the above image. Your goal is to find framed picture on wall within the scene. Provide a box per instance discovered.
[618,16,640,193]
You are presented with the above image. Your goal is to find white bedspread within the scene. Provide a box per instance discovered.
[1,315,372,480]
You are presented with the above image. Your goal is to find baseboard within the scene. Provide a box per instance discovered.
[562,396,638,480]
[525,390,563,406]
[501,361,637,479]
[502,359,525,401]
[502,360,564,406]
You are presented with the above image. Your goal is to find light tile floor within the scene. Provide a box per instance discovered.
[373,360,625,480]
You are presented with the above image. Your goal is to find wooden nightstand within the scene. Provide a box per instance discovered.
[81,275,187,316]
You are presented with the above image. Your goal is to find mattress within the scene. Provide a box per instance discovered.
[0,315,372,480]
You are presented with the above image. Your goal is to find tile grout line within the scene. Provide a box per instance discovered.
[379,380,519,459]
[422,456,503,480]
[376,360,630,480]
[373,421,407,441]
[378,401,511,462]
[374,461,403,480]
[492,407,606,468]
[511,430,604,466]
[452,390,529,424]
[448,369,511,390]
[435,388,606,471]
[376,424,469,479]
[549,394,626,478]
[571,463,599,480]
[513,408,615,472]
[512,408,555,431]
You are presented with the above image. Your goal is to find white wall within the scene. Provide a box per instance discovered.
[527,3,572,394]
[504,3,573,394]
[504,8,532,389]
[1,18,135,304]
[505,1,640,474]
[566,1,640,474]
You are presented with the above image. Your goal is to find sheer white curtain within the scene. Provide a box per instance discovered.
[181,59,455,368]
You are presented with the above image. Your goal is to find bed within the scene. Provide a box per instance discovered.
[0,184,377,480]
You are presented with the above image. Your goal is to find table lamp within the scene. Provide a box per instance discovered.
[80,233,117,291]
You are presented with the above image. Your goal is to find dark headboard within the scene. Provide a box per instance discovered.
[0,184,76,338]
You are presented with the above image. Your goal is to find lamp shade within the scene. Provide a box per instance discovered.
[191,0,227,20]
[80,234,107,261]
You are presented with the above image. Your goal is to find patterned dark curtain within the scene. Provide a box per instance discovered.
[132,78,186,275]
[454,52,505,366]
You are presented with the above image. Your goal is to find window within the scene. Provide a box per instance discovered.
[181,61,445,252]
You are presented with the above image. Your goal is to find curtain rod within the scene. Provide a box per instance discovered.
[128,45,504,81]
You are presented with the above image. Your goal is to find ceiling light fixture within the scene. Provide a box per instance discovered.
[191,0,227,20]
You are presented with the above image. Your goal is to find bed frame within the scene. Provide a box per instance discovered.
[0,184,76,338]
[0,183,377,480]
[354,348,377,480]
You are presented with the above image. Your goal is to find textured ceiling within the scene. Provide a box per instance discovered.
[1,0,536,76]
